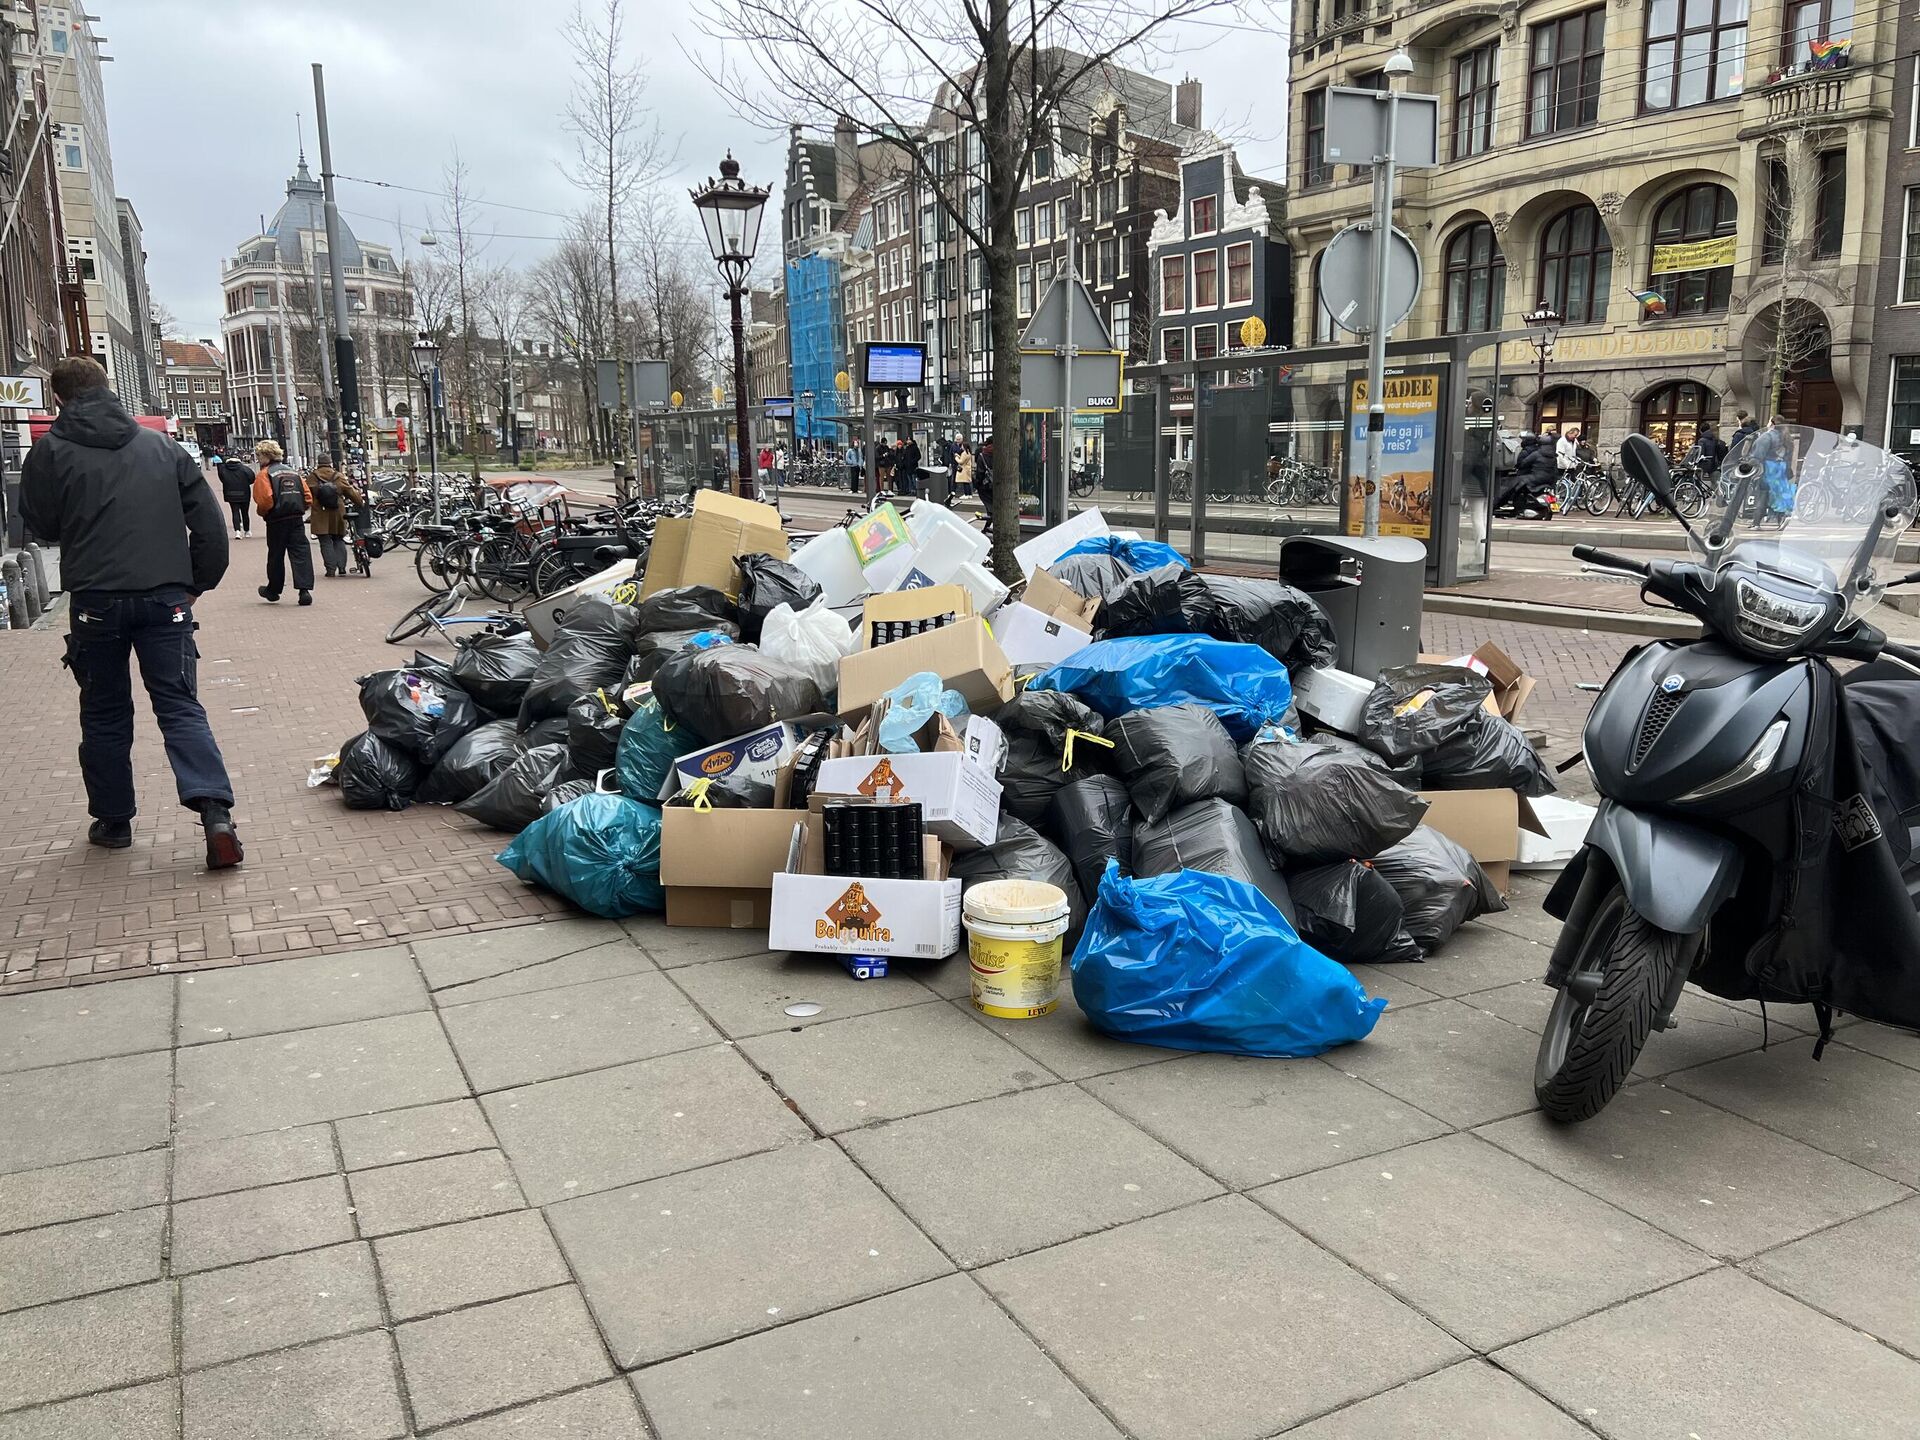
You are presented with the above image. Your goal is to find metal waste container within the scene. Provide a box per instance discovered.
[1277,535,1426,677]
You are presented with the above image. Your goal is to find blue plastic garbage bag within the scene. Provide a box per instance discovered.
[1026,635,1292,741]
[1056,535,1190,573]
[1071,862,1385,1057]
[497,792,664,918]
[615,697,704,801]
[878,670,969,752]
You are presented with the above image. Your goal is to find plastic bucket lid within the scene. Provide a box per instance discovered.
[963,878,1070,927]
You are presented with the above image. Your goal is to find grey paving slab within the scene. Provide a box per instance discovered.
[174,1012,467,1141]
[396,1286,612,1431]
[1479,1084,1910,1259]
[739,1003,1052,1134]
[414,918,627,990]
[1321,998,1540,1128]
[1666,1042,1920,1183]
[483,1047,812,1205]
[432,1382,649,1439]
[841,1086,1221,1266]
[1345,963,1447,1010]
[0,1380,178,1440]
[182,1329,406,1440]
[668,948,939,1038]
[1282,1359,1594,1439]
[171,1174,357,1275]
[1469,980,1782,1076]
[910,945,975,1000]
[0,1282,174,1412]
[176,948,424,1044]
[955,990,1183,1081]
[0,1052,171,1175]
[1256,1133,1714,1351]
[442,971,719,1092]
[1472,880,1560,944]
[0,1204,165,1312]
[345,1149,524,1237]
[979,1196,1464,1440]
[172,1124,336,1201]
[1747,1197,1920,1359]
[1497,1267,1920,1440]
[634,1274,1120,1440]
[333,1098,493,1171]
[550,1138,949,1366]
[1379,922,1550,998]
[180,1242,382,1369]
[1084,1051,1449,1189]
[618,917,771,968]
[0,1150,166,1235]
[0,976,173,1073]
[373,1210,570,1322]
[1837,1020,1920,1071]
[428,940,656,1008]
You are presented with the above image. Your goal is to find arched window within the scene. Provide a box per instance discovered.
[1537,385,1600,440]
[1648,184,1737,316]
[1640,380,1720,457]
[1538,203,1613,325]
[1311,252,1336,343]
[1443,221,1506,334]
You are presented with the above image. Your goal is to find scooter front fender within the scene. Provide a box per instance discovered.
[1582,800,1743,936]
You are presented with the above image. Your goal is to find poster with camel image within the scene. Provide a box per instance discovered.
[1344,369,1441,539]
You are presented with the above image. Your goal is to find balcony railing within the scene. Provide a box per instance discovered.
[1762,51,1859,123]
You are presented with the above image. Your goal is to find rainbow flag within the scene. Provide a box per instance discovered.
[1809,36,1852,67]
[1632,288,1669,316]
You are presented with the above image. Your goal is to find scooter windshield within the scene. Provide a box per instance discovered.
[1696,424,1918,622]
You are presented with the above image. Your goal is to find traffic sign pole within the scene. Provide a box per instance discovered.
[1361,89,1401,540]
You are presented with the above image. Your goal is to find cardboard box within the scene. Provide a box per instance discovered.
[1416,643,1535,722]
[659,807,808,929]
[640,489,787,600]
[860,584,974,649]
[814,750,1002,849]
[994,602,1094,671]
[525,559,639,648]
[1418,790,1547,892]
[1023,567,1101,630]
[836,618,1015,720]
[663,723,803,800]
[769,814,962,959]
[1293,665,1374,736]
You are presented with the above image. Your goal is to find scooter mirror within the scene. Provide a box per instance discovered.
[1619,432,1678,514]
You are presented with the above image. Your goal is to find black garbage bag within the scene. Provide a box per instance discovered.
[663,769,773,809]
[1370,826,1506,951]
[635,585,736,635]
[734,555,822,642]
[450,629,543,716]
[541,777,599,814]
[518,595,644,726]
[518,715,570,748]
[994,691,1109,822]
[951,816,1087,939]
[652,643,823,738]
[1289,860,1423,965]
[407,651,460,692]
[337,730,424,812]
[417,719,522,806]
[1047,552,1137,604]
[1106,704,1246,825]
[1361,665,1493,764]
[567,690,630,779]
[457,743,575,832]
[358,668,482,767]
[1200,577,1338,673]
[624,626,741,685]
[1095,564,1219,639]
[1242,730,1429,863]
[1316,731,1423,787]
[1131,797,1295,925]
[1421,711,1557,796]
[1045,775,1136,899]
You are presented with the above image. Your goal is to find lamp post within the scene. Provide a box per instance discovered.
[1523,301,1563,431]
[690,154,769,499]
[410,332,443,522]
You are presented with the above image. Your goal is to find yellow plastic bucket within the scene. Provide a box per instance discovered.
[965,879,1072,1019]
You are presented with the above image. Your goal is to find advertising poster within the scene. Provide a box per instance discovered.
[1345,369,1440,539]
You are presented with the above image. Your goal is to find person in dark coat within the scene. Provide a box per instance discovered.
[217,454,256,537]
[249,440,314,604]
[1497,433,1557,518]
[1693,420,1728,477]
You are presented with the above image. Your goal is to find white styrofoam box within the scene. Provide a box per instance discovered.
[789,527,869,607]
[953,559,1010,616]
[1013,506,1109,578]
[884,544,966,591]
[1515,795,1597,871]
[861,546,917,595]
[1293,665,1374,736]
[993,601,1093,670]
[906,499,990,567]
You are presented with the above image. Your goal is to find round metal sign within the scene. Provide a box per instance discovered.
[1320,222,1422,337]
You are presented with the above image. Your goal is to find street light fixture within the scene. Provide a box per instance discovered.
[410,331,443,520]
[690,153,769,499]
[1522,301,1563,432]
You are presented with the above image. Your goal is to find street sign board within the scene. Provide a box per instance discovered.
[1018,277,1114,352]
[862,342,926,387]
[595,358,672,410]
[1320,222,1422,336]
[1324,87,1440,168]
[763,394,794,418]
[0,375,45,409]
[1017,349,1125,414]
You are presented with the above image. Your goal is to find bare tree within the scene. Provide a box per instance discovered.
[1756,126,1842,421]
[151,300,185,341]
[630,209,721,399]
[526,212,616,457]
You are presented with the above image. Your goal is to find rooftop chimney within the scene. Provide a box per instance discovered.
[1175,76,1202,130]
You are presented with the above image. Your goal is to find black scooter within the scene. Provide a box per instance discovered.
[1536,428,1920,1121]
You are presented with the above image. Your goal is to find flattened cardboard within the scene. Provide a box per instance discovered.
[835,619,1015,719]
[640,489,787,599]
[993,602,1094,671]
[1417,642,1535,722]
[1023,567,1101,628]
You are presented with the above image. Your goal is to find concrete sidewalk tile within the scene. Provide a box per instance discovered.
[442,971,718,1092]
[0,1380,178,1440]
[955,991,1181,1081]
[1470,981,1780,1076]
[1256,1133,1714,1352]
[373,1210,569,1322]
[396,1286,611,1431]
[0,976,172,1072]
[182,1330,406,1440]
[634,1274,1120,1440]
[174,1012,466,1141]
[739,1004,1050,1134]
[842,1087,1221,1267]
[0,1052,171,1174]
[550,1139,949,1367]
[346,1149,523,1237]
[176,947,424,1044]
[1748,1197,1920,1359]
[1478,1085,1909,1259]
[1322,999,1540,1129]
[1837,1021,1920,1071]
[0,1204,165,1312]
[427,940,655,1008]
[334,1098,492,1171]
[669,949,937,1038]
[1084,1052,1449,1189]
[431,1382,648,1439]
[1666,1043,1920,1183]
[0,1282,175,1412]
[1374,924,1549,998]
[171,1174,356,1275]
[180,1242,382,1369]
[979,1197,1464,1440]
[1281,1359,1594,1439]
[911,947,975,1000]
[619,918,769,969]
[1497,1268,1920,1440]
[1471,881,1562,945]
[483,1047,812,1205]
[0,1151,166,1235]
[414,919,626,991]
[1345,963,1447,1010]
[172,1125,336,1201]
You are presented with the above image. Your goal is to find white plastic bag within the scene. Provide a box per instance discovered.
[760,598,856,697]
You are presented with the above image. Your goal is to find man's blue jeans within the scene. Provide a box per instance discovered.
[63,587,235,821]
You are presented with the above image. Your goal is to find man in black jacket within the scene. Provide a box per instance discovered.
[20,357,243,868]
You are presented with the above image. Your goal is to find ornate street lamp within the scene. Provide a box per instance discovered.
[410,331,443,520]
[1523,301,1563,431]
[690,153,769,498]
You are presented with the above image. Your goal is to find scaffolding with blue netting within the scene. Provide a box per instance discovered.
[787,253,845,443]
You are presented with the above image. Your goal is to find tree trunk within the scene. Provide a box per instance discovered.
[983,0,1022,581]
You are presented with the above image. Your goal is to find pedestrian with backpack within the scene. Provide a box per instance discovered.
[249,440,314,605]
[216,453,256,537]
[307,461,364,578]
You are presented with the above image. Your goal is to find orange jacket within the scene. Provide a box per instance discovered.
[252,464,312,519]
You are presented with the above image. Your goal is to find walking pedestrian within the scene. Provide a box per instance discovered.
[845,440,863,492]
[249,440,314,605]
[710,450,728,491]
[308,461,364,577]
[217,452,255,538]
[898,434,922,497]
[976,437,995,533]
[953,439,974,499]
[18,356,243,867]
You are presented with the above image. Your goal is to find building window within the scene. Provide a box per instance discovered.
[252,286,270,309]
[1311,253,1336,343]
[1191,195,1217,235]
[1648,183,1737,315]
[1018,265,1033,315]
[1036,258,1053,289]
[1762,159,1790,264]
[1782,0,1852,64]
[1055,199,1069,236]
[1098,178,1118,220]
[1110,300,1131,354]
[1453,42,1499,159]
[1034,203,1052,244]
[1032,146,1052,179]
[1538,385,1602,440]
[1098,237,1119,285]
[1226,242,1253,304]
[1889,357,1920,465]
[1538,203,1613,324]
[1640,380,1719,458]
[1815,149,1845,257]
[1017,208,1032,245]
[1192,324,1219,360]
[1162,327,1186,363]
[1193,249,1219,308]
[193,377,208,392]
[1643,0,1746,111]
[1442,221,1506,333]
[1161,253,1186,313]
[1902,190,1920,302]
[1527,9,1606,137]
[1303,89,1329,186]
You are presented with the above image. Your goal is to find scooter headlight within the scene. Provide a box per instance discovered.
[1732,577,1824,651]
[1674,718,1790,802]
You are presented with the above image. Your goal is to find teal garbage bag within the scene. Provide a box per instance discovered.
[615,697,703,801]
[1056,535,1190,572]
[1071,862,1385,1057]
[497,793,664,917]
[1027,635,1292,741]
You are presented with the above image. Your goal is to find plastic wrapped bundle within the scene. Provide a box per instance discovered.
[615,697,702,802]
[450,629,542,716]
[1027,635,1293,741]
[417,719,522,806]
[518,595,644,725]
[1370,826,1507,951]
[457,743,574,832]
[358,669,482,767]
[652,643,823,738]
[1361,664,1493,764]
[734,555,823,641]
[1199,576,1338,673]
[1045,775,1136,899]
[1107,704,1246,825]
[1288,861,1423,965]
[1421,711,1557,796]
[1132,797,1296,924]
[337,730,424,811]
[566,690,629,779]
[994,690,1109,822]
[1056,535,1190,572]
[951,816,1086,938]
[497,793,664,917]
[635,585,736,635]
[1095,564,1219,639]
[1242,729,1428,863]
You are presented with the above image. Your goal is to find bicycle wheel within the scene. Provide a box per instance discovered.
[1672,479,1708,519]
[471,537,530,604]
[1582,477,1614,517]
[385,588,460,645]
[414,539,456,592]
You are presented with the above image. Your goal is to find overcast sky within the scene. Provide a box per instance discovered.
[101,0,1289,343]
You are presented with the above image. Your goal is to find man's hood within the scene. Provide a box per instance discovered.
[49,389,139,450]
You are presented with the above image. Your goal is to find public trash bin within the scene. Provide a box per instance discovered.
[1276,535,1425,677]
